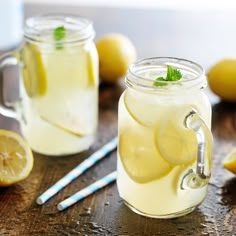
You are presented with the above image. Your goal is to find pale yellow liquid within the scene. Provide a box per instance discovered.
[117,88,212,217]
[18,42,98,155]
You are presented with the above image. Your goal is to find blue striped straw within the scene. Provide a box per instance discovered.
[36,137,118,205]
[57,171,117,211]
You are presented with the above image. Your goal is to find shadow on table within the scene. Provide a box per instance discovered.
[212,101,236,139]
[99,80,125,110]
[0,183,26,211]
[221,176,236,206]
[113,202,207,235]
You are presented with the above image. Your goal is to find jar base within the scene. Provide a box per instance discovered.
[123,199,198,219]
[29,134,95,156]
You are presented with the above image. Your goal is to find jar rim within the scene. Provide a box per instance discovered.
[126,57,207,91]
[24,14,95,45]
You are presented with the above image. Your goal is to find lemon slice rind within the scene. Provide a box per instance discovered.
[22,43,47,97]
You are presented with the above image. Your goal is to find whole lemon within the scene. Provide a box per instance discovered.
[208,59,236,102]
[96,33,137,82]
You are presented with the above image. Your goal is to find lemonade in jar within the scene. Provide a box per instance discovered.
[0,14,99,155]
[117,57,213,218]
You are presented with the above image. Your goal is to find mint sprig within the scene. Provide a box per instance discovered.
[154,65,182,86]
[53,26,66,49]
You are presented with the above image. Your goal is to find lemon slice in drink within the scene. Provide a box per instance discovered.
[0,130,34,186]
[119,132,172,184]
[156,108,197,165]
[22,43,47,97]
[119,94,172,184]
[87,49,98,87]
[124,91,160,127]
[222,148,236,174]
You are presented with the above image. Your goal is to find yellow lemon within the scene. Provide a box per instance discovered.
[207,59,236,102]
[22,43,47,97]
[0,130,34,186]
[222,148,236,174]
[96,33,137,82]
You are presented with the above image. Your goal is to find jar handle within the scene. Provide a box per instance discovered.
[181,110,212,189]
[0,54,20,120]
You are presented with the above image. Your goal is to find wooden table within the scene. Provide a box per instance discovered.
[1,4,236,236]
[0,78,236,235]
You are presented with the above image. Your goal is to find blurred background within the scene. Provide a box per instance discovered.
[23,0,236,70]
[1,0,236,105]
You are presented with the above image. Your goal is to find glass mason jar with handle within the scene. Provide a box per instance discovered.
[117,57,213,218]
[0,14,99,156]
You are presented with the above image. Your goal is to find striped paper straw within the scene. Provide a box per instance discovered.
[36,137,118,205]
[57,171,117,211]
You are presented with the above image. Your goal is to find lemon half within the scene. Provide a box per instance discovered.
[0,130,34,186]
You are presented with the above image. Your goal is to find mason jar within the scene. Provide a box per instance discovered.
[117,57,213,218]
[0,14,99,156]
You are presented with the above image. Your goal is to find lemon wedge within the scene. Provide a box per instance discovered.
[22,43,47,97]
[222,148,236,174]
[0,130,34,186]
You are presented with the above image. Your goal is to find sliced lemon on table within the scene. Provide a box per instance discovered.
[222,148,236,174]
[22,43,47,97]
[0,130,34,186]
[156,108,197,165]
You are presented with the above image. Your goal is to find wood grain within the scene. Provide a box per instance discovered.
[1,4,236,233]
[0,80,236,235]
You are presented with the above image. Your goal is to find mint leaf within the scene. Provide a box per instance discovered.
[54,26,66,41]
[154,65,182,86]
[166,65,182,81]
[153,77,167,86]
[53,26,66,49]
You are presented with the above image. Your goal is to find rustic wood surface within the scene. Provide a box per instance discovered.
[1,4,236,236]
[0,78,236,236]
